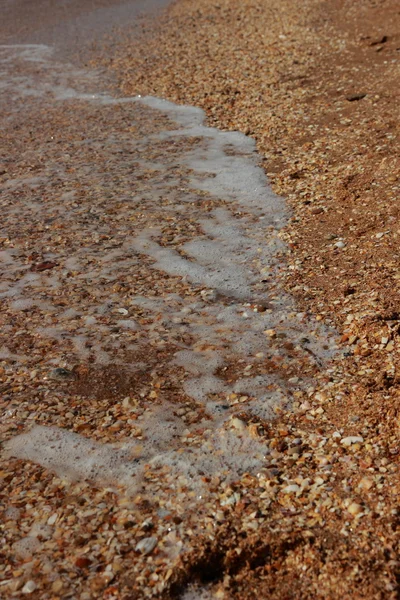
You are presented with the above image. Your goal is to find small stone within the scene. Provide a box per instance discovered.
[135,536,157,555]
[51,580,64,593]
[49,367,74,380]
[248,423,260,439]
[141,519,154,531]
[220,494,238,506]
[230,417,246,433]
[47,513,58,525]
[358,477,374,491]
[335,241,346,249]
[346,93,366,102]
[75,557,91,569]
[282,484,300,494]
[11,578,24,592]
[22,581,37,594]
[347,502,363,516]
[264,328,276,338]
[102,565,115,584]
[31,261,58,272]
[299,401,311,411]
[122,396,136,410]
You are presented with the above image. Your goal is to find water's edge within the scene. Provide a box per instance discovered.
[1,44,338,499]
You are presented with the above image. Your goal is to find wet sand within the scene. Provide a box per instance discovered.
[0,1,340,599]
[0,0,170,59]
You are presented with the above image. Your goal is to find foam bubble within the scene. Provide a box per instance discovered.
[180,587,214,600]
[117,319,138,330]
[4,426,139,487]
[4,409,268,495]
[12,536,42,560]
[4,506,21,521]
[9,298,35,311]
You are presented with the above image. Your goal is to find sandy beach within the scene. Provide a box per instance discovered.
[1,0,400,598]
[106,0,400,596]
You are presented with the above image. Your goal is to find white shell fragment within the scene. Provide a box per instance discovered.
[340,436,364,446]
[135,537,158,555]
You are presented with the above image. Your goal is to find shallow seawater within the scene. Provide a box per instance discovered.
[1,44,337,498]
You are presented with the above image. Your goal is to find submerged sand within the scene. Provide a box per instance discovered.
[0,37,336,600]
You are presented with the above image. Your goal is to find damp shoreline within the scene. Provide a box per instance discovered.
[0,33,342,598]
